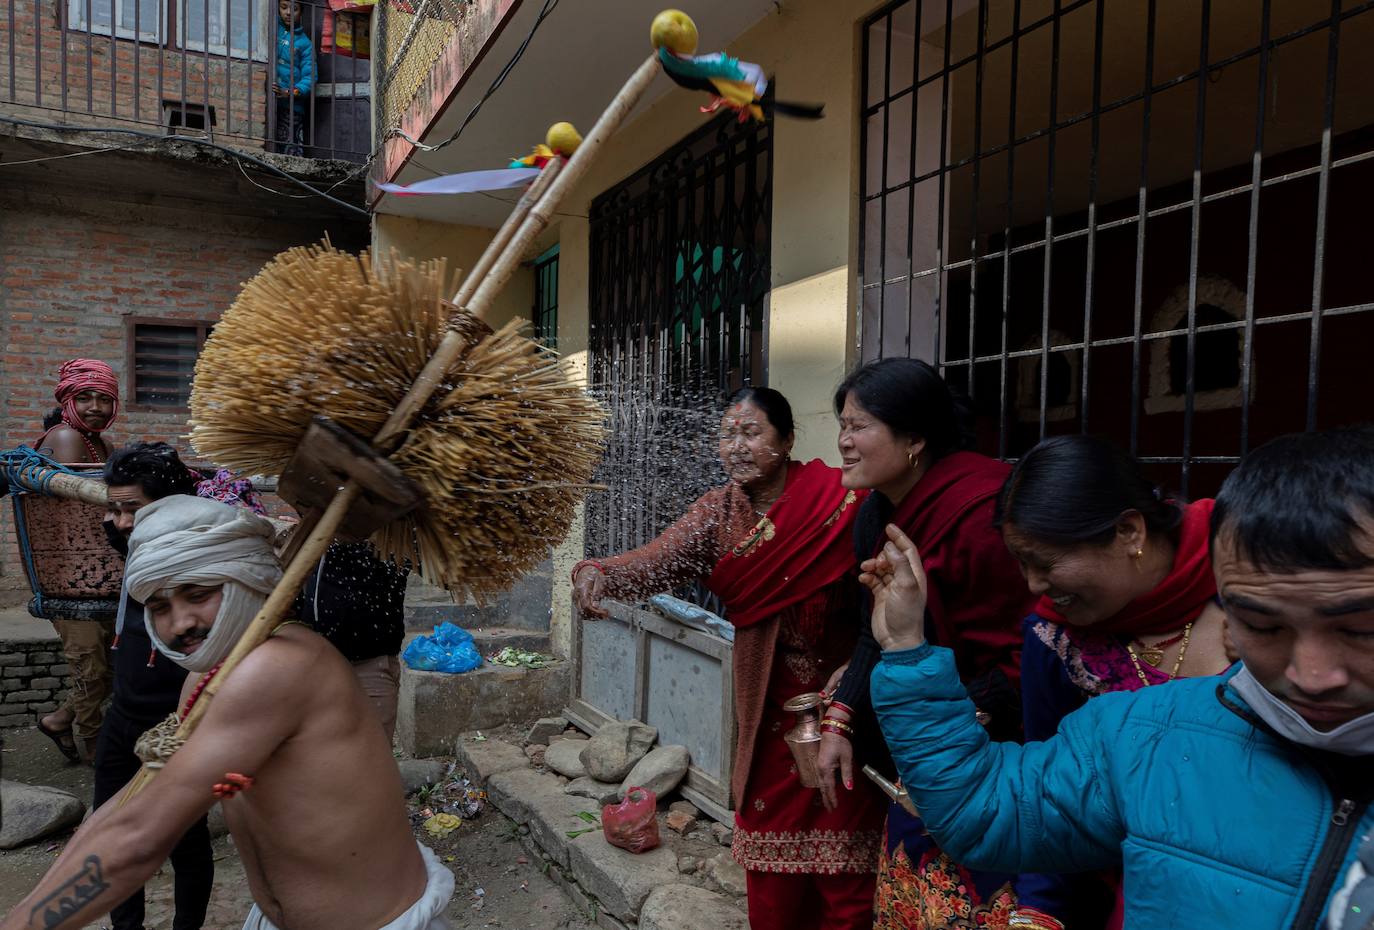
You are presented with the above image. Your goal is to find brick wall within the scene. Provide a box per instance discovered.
[1,0,273,146]
[0,636,69,728]
[0,169,367,590]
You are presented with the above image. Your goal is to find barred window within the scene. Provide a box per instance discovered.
[126,319,213,409]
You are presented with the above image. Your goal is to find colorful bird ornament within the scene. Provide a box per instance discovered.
[650,9,823,123]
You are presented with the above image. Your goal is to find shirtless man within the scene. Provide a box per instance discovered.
[1,495,451,930]
[33,358,122,762]
[36,358,119,465]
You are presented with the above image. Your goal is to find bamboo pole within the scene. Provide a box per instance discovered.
[121,51,663,802]
[7,468,108,506]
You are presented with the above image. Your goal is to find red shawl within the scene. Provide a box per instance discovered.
[1034,498,1217,637]
[707,459,865,628]
[883,450,1030,684]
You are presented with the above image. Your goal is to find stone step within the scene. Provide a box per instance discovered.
[447,736,745,927]
[395,662,569,758]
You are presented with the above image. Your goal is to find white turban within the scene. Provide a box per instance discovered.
[124,495,283,672]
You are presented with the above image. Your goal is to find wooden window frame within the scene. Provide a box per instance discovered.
[124,316,216,413]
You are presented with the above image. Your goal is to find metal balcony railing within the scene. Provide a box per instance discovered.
[1,0,371,161]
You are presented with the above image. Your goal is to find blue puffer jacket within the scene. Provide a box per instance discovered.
[872,645,1374,930]
[275,19,315,108]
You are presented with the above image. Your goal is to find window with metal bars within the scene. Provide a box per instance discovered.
[859,0,1374,497]
[126,318,213,409]
[532,245,559,348]
[585,112,772,565]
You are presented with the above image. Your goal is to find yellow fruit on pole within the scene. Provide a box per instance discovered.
[650,9,698,55]
[545,121,583,156]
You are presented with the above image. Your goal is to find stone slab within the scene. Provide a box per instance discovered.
[487,766,601,870]
[396,660,570,758]
[564,776,621,806]
[639,885,749,930]
[453,737,529,782]
[544,739,589,779]
[566,834,683,922]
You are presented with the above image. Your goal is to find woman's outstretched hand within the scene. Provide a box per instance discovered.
[859,524,929,652]
[572,565,609,619]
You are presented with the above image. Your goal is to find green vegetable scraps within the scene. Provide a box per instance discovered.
[489,647,555,669]
[565,810,600,839]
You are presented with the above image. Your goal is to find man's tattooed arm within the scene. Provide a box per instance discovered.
[26,856,111,930]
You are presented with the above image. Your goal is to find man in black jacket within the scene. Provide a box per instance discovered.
[297,541,408,742]
[96,441,214,930]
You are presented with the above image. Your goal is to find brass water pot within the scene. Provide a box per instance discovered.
[782,691,826,788]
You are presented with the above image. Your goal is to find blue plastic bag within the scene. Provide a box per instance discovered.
[402,622,483,673]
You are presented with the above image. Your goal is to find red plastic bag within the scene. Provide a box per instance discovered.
[602,786,660,853]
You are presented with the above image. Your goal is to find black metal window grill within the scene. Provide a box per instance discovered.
[859,0,1374,497]
[532,245,559,348]
[585,112,773,562]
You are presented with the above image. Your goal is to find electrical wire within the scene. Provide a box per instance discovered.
[385,0,560,155]
[0,141,147,166]
[0,115,369,217]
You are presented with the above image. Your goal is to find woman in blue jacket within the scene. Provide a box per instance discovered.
[866,428,1374,930]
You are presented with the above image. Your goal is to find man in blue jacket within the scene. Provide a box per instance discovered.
[865,427,1374,930]
[272,0,315,156]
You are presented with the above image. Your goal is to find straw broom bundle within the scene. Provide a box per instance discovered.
[188,244,606,601]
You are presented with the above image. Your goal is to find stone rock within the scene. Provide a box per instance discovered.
[525,716,568,746]
[706,851,747,897]
[676,854,699,874]
[710,822,734,846]
[207,803,229,839]
[567,832,681,920]
[639,884,749,930]
[397,758,449,794]
[523,744,546,766]
[558,727,588,741]
[580,720,657,782]
[544,739,588,779]
[455,737,529,783]
[0,780,85,849]
[618,745,689,801]
[668,800,700,818]
[664,811,697,835]
[563,776,622,806]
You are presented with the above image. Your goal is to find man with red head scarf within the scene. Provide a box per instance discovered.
[36,358,120,464]
[31,359,121,763]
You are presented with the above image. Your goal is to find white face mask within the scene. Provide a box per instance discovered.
[1230,664,1374,756]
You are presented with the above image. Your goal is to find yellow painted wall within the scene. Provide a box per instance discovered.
[545,0,870,655]
[371,213,534,331]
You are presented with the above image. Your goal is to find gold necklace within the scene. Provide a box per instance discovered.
[1125,621,1193,687]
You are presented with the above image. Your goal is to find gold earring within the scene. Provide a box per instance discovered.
[908,450,919,470]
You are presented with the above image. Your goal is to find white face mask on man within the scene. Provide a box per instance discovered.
[1231,665,1374,757]
[124,495,283,672]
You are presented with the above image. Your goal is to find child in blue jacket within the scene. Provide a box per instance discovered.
[274,0,315,156]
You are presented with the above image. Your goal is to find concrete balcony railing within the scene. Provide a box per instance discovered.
[0,0,372,161]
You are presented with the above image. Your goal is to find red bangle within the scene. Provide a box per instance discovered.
[828,699,854,717]
[571,560,604,583]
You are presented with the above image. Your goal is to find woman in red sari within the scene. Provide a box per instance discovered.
[573,387,888,930]
[816,358,1034,929]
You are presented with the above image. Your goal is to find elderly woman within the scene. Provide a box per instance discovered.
[573,387,887,930]
[996,435,1231,930]
[817,357,1032,929]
